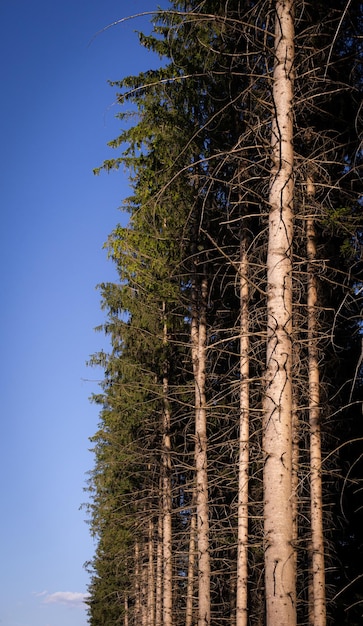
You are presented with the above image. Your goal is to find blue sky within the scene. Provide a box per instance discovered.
[0,1,167,625]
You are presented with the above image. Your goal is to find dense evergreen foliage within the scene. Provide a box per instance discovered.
[86,2,362,625]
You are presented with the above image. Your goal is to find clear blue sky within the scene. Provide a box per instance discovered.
[0,2,167,625]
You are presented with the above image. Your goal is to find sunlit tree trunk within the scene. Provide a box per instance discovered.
[186,499,197,626]
[236,235,249,626]
[134,541,141,625]
[292,335,301,570]
[306,175,326,626]
[291,393,299,568]
[263,2,296,625]
[156,489,163,626]
[162,304,173,626]
[148,517,155,626]
[308,540,315,626]
[191,269,211,626]
[141,537,148,626]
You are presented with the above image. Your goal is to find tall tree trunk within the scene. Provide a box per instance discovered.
[292,336,301,572]
[192,270,211,626]
[134,541,141,625]
[162,305,173,626]
[141,548,148,626]
[306,176,326,626]
[186,498,197,626]
[291,393,299,570]
[148,516,156,626]
[236,236,249,626]
[156,486,163,626]
[263,2,296,625]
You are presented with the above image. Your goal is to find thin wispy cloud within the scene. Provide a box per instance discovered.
[35,590,89,608]
[34,590,48,597]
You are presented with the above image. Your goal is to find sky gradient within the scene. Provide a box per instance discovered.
[0,1,167,625]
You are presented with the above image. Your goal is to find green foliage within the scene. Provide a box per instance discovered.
[86,1,363,624]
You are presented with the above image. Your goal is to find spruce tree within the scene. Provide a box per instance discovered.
[86,2,363,625]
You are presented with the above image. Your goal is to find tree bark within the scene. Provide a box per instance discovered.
[148,516,155,626]
[306,176,326,626]
[156,489,163,626]
[236,236,249,626]
[162,306,173,626]
[263,2,296,625]
[134,541,141,625]
[192,271,211,626]
[141,536,148,626]
[291,393,299,570]
[186,498,197,626]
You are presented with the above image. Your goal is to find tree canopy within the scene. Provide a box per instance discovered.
[86,2,363,625]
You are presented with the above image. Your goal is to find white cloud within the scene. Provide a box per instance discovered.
[33,590,48,597]
[39,591,89,608]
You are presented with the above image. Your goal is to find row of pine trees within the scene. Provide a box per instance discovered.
[85,2,363,625]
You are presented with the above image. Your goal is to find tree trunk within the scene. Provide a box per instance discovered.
[236,236,249,626]
[291,393,299,570]
[192,271,211,626]
[306,176,326,626]
[186,499,197,626]
[156,490,163,626]
[141,537,148,626]
[148,517,155,626]
[292,337,301,571]
[162,307,173,626]
[263,2,296,625]
[134,540,141,623]
[134,541,141,625]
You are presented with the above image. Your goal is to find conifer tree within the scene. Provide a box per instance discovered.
[86,2,363,625]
